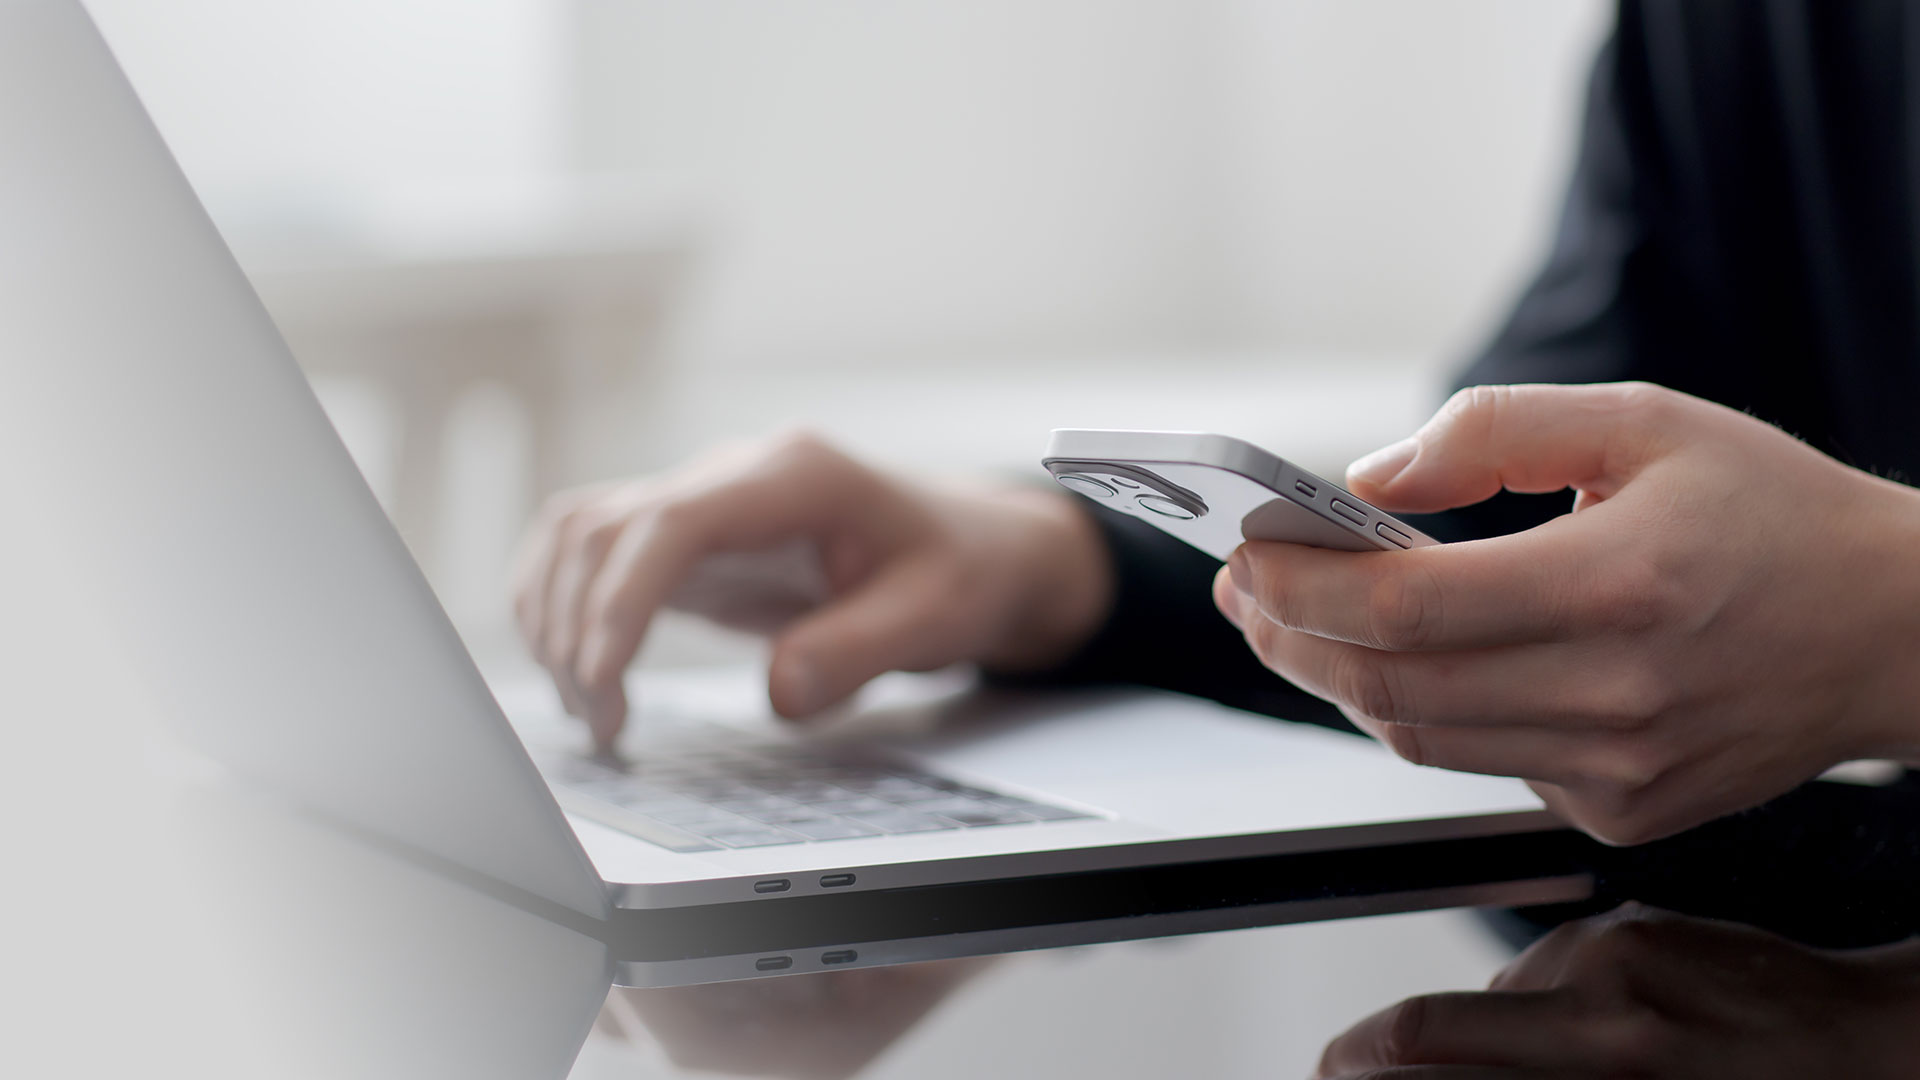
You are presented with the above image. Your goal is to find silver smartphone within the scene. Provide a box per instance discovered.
[1042,429,1437,561]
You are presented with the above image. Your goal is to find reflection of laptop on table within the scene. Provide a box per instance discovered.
[8,0,1591,988]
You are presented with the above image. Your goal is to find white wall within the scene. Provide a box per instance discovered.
[91,0,1612,372]
[1200,0,1611,357]
[87,0,568,223]
[570,0,1612,372]
[570,0,1223,370]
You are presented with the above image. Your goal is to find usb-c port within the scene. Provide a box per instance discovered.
[819,873,856,888]
[821,950,858,965]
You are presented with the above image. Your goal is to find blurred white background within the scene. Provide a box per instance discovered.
[86,1,1609,1075]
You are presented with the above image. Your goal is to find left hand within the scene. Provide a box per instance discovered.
[1215,383,1920,844]
[1315,904,1920,1080]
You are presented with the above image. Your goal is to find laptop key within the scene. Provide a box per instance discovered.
[756,780,850,802]
[842,809,961,834]
[784,818,883,841]
[555,740,1098,850]
[867,781,951,803]
[911,797,1032,821]
[645,803,741,826]
[567,806,718,853]
[935,807,1033,827]
[987,798,1091,822]
[744,806,835,825]
[807,796,901,816]
[711,795,798,815]
[699,827,806,849]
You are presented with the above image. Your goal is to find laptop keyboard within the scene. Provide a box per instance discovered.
[547,743,1093,853]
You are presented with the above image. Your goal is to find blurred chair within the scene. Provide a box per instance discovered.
[230,175,695,592]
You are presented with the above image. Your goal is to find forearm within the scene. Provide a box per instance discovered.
[1846,474,1920,764]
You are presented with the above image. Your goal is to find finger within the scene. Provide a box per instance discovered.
[578,677,629,752]
[510,484,615,664]
[571,465,869,731]
[1344,382,1680,512]
[541,509,631,717]
[1492,902,1750,998]
[510,524,559,663]
[553,667,590,721]
[1223,583,1601,785]
[1488,905,1651,993]
[1318,990,1617,1075]
[1225,518,1622,652]
[766,556,971,718]
[1341,713,1595,789]
[511,511,568,669]
[1223,591,1657,737]
[513,514,581,716]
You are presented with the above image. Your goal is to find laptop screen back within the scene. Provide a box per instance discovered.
[0,0,607,920]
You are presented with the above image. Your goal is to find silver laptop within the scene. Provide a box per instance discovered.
[4,0,1583,987]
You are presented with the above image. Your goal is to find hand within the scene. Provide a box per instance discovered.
[512,431,1111,748]
[600,958,994,1080]
[1315,903,1920,1079]
[1214,382,1920,844]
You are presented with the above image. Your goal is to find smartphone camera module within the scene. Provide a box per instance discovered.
[1046,461,1207,519]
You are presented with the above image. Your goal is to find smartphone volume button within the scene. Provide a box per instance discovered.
[1294,480,1317,498]
[1328,498,1367,526]
[1374,522,1412,549]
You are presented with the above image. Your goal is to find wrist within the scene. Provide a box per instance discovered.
[1846,475,1920,763]
[980,487,1114,672]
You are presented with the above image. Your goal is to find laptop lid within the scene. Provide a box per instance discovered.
[0,0,608,920]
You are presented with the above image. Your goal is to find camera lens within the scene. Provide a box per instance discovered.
[1056,474,1116,499]
[1136,494,1197,519]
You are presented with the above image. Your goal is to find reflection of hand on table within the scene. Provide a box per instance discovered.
[598,958,997,1079]
[1315,903,1920,1079]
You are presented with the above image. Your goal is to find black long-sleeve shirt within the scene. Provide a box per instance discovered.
[1053,0,1920,708]
[1037,0,1920,947]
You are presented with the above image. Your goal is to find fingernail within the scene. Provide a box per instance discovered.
[1348,437,1419,487]
[1213,569,1246,630]
[1227,549,1252,595]
[1226,590,1251,630]
[776,655,823,716]
[589,711,620,755]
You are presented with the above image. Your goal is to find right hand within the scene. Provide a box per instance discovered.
[511,431,1112,749]
[1215,382,1920,845]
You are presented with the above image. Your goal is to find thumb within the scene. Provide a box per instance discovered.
[1344,382,1672,513]
[766,556,965,719]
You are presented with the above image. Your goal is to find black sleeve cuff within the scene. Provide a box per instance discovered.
[990,499,1355,734]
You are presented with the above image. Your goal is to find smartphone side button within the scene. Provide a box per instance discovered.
[1328,498,1367,526]
[1294,479,1317,498]
[1375,523,1412,548]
